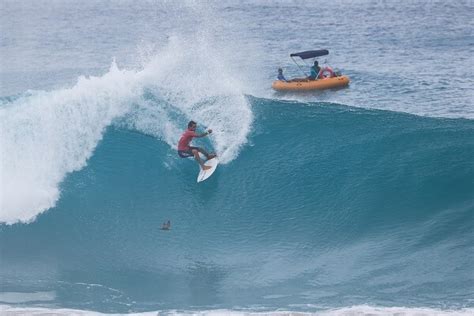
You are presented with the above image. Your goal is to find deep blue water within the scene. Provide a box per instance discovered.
[1,1,473,315]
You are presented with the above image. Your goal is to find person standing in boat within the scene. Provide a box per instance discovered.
[307,61,321,80]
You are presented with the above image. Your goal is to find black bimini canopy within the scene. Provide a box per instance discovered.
[290,49,329,59]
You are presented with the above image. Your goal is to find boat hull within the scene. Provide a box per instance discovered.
[272,76,350,91]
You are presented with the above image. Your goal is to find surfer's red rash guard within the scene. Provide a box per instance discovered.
[178,130,198,151]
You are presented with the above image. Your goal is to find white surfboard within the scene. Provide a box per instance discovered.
[197,158,219,183]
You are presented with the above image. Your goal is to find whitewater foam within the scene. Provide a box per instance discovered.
[1,305,472,316]
[0,61,139,224]
[128,35,253,164]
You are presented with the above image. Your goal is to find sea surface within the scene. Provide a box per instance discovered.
[0,1,473,315]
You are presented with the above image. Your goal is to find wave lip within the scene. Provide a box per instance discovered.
[0,61,139,224]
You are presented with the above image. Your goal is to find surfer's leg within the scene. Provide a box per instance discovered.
[197,147,216,160]
[192,149,211,170]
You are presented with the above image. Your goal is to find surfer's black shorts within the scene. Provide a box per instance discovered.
[178,146,199,158]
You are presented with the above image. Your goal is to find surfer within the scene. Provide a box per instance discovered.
[177,120,216,171]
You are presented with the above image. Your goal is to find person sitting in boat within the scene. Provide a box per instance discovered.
[307,61,321,80]
[277,68,287,81]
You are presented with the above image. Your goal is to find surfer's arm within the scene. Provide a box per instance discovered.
[195,129,212,138]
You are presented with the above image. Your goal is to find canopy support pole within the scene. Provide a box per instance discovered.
[291,56,308,78]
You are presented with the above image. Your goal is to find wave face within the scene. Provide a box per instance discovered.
[1,97,473,313]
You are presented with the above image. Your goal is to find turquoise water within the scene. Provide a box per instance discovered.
[1,1,473,315]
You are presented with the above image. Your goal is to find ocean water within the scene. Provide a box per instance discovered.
[0,1,473,315]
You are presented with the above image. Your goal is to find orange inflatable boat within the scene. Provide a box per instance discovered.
[273,49,350,92]
[272,75,350,92]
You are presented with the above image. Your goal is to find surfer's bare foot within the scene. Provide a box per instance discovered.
[202,165,212,171]
[207,153,217,160]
